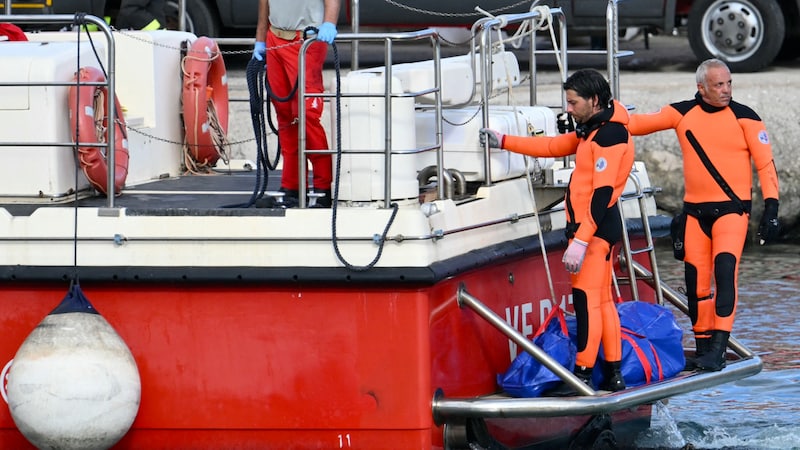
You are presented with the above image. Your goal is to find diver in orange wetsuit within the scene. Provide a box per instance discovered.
[481,69,634,392]
[628,59,781,372]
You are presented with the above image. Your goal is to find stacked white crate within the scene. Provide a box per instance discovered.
[383,51,521,106]
[0,41,101,199]
[23,30,195,186]
[333,71,420,202]
[415,105,557,182]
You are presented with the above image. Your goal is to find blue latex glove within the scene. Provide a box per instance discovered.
[316,22,337,44]
[562,238,588,274]
[252,41,266,61]
[479,128,505,148]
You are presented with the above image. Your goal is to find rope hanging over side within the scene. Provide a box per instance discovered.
[326,43,399,272]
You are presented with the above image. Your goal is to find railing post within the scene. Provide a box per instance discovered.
[350,0,359,70]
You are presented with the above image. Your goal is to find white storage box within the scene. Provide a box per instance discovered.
[366,56,473,105]
[332,71,421,202]
[363,51,521,106]
[24,30,195,185]
[415,105,557,182]
[0,41,103,200]
[446,51,521,93]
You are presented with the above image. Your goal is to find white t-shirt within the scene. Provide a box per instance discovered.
[269,0,325,31]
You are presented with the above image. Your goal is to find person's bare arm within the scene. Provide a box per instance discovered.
[255,0,269,42]
[323,0,340,25]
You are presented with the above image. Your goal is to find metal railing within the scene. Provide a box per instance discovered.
[0,13,119,206]
[296,29,444,208]
[617,171,664,304]
[475,7,567,187]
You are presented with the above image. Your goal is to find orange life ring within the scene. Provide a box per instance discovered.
[68,66,129,197]
[182,36,229,167]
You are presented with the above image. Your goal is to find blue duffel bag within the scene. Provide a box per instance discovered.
[497,307,577,397]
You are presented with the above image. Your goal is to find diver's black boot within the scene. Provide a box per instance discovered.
[599,360,626,392]
[684,333,712,371]
[574,365,594,386]
[546,365,595,397]
[694,330,729,372]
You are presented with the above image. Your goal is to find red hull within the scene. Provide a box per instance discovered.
[0,248,654,449]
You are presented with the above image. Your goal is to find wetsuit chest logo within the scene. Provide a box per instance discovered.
[595,157,608,172]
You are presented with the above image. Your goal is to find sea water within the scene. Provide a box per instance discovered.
[634,243,800,450]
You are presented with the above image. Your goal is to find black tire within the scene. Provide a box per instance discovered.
[164,0,220,38]
[687,0,785,72]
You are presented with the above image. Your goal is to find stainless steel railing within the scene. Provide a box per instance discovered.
[0,13,119,206]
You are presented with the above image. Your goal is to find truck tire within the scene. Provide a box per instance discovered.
[687,0,785,72]
[164,0,220,38]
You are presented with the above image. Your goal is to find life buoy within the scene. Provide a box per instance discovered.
[182,36,229,167]
[68,66,129,197]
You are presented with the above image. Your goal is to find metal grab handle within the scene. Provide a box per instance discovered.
[457,284,596,397]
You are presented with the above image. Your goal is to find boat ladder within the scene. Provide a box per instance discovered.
[615,170,665,304]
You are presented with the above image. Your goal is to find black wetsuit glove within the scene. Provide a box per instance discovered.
[757,198,780,245]
[557,112,576,134]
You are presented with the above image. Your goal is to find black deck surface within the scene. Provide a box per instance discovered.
[0,169,285,216]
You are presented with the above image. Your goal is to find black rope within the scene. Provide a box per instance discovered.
[246,57,270,195]
[221,57,272,208]
[327,43,399,272]
[70,13,85,284]
[68,12,113,283]
[251,58,280,171]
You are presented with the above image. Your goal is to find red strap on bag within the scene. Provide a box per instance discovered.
[621,327,664,383]
[535,307,568,338]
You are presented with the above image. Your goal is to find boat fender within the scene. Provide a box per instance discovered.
[68,66,130,196]
[182,36,230,168]
[5,284,141,450]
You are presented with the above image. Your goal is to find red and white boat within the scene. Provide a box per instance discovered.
[0,6,762,449]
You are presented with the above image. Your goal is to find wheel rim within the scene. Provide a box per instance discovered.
[165,1,196,34]
[700,0,764,63]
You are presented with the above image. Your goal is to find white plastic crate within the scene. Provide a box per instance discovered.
[332,71,421,202]
[0,41,102,199]
[415,105,557,182]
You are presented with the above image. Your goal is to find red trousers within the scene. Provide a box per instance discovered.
[266,31,332,191]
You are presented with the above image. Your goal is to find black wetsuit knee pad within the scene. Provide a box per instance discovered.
[572,288,588,352]
[714,252,737,317]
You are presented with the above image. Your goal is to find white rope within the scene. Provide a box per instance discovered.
[207,97,231,165]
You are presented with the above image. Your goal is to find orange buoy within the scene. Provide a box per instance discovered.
[68,66,130,196]
[182,36,229,167]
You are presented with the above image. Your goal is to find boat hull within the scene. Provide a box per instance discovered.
[0,234,655,449]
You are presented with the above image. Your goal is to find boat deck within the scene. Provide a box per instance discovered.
[0,169,287,216]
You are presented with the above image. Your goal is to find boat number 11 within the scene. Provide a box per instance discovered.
[338,433,351,448]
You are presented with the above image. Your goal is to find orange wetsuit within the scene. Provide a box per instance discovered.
[504,100,635,368]
[628,93,779,336]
